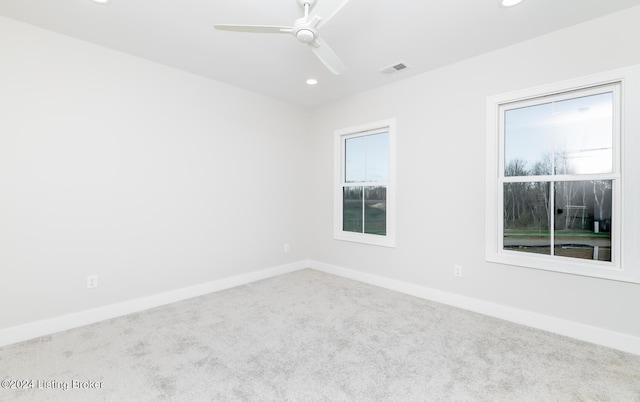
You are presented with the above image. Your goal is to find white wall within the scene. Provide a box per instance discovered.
[0,16,311,330]
[307,7,640,338]
[2,6,640,348]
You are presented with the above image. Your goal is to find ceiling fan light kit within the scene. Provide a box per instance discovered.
[214,0,350,75]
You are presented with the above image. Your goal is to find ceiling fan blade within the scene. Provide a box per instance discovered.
[311,0,351,28]
[214,24,293,34]
[310,37,346,75]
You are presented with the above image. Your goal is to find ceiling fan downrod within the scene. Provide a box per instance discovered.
[298,0,317,13]
[295,0,319,44]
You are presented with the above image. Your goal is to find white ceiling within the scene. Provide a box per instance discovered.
[2,0,640,107]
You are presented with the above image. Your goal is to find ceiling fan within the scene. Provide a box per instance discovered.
[214,0,350,75]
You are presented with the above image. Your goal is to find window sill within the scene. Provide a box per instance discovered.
[334,231,396,248]
[486,250,639,283]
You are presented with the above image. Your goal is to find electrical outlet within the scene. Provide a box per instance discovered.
[454,265,463,277]
[284,243,290,253]
[87,275,98,289]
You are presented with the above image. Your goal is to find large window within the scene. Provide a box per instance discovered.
[334,119,396,247]
[503,85,618,262]
[486,66,640,283]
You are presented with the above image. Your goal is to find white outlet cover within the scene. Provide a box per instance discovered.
[87,275,98,289]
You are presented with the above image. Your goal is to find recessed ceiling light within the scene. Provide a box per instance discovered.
[91,0,111,4]
[306,78,318,85]
[500,0,524,7]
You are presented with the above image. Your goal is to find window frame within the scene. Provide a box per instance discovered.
[334,118,396,247]
[486,66,640,283]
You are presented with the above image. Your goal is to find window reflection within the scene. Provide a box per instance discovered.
[342,186,386,236]
[345,132,389,183]
[503,180,612,261]
[504,92,613,177]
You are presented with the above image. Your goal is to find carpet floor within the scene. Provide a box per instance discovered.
[1,268,639,401]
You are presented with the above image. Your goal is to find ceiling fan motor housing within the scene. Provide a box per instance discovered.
[296,28,315,43]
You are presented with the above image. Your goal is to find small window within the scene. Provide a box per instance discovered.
[486,66,640,283]
[334,119,396,247]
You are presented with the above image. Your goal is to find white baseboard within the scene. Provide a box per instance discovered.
[3,259,639,356]
[309,260,640,356]
[0,260,307,348]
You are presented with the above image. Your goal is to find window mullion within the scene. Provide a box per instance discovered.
[550,181,555,256]
[363,135,368,233]
[361,187,365,234]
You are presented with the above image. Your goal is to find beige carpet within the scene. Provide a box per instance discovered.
[1,269,639,401]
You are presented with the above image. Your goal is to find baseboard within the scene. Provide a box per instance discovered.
[309,260,640,356]
[0,260,307,348]
[4,259,639,356]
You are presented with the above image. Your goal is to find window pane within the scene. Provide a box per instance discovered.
[553,92,613,175]
[504,91,614,177]
[364,186,386,235]
[503,182,551,255]
[554,180,612,261]
[345,132,389,183]
[343,186,363,233]
[345,136,366,183]
[365,133,389,182]
[505,103,554,176]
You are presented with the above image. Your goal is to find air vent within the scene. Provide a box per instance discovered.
[381,62,409,75]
